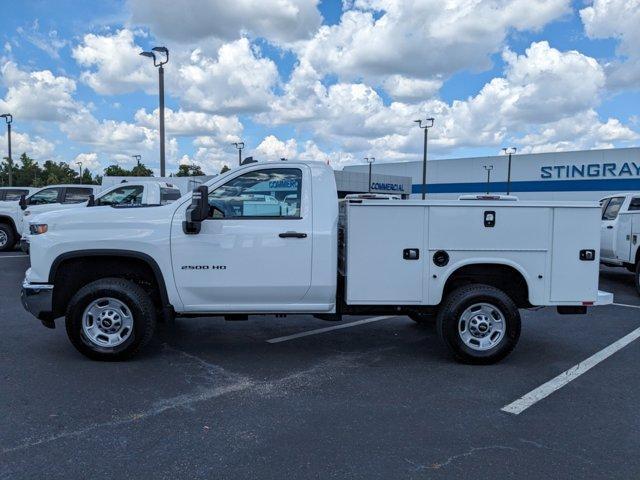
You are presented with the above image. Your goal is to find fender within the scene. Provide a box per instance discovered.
[48,249,170,307]
[434,257,533,304]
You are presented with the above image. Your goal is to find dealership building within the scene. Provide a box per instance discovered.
[343,147,640,201]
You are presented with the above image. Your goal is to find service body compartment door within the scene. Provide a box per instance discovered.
[346,204,425,304]
[550,207,600,302]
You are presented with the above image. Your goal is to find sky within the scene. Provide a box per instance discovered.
[0,0,639,176]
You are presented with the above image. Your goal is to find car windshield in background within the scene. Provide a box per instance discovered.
[160,188,181,205]
[98,185,144,206]
[2,189,29,201]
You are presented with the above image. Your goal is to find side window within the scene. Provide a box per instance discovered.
[599,198,610,218]
[629,198,640,211]
[63,188,94,204]
[4,189,28,201]
[160,187,181,205]
[29,188,61,205]
[208,168,302,219]
[602,196,624,220]
[97,185,144,206]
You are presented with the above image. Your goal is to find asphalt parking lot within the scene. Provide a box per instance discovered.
[1,251,639,479]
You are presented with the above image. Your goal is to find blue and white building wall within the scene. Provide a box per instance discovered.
[343,147,640,201]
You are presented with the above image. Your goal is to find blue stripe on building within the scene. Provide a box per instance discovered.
[412,178,640,194]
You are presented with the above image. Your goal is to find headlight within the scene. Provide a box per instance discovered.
[29,224,48,235]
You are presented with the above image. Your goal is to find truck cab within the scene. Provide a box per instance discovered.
[599,193,640,293]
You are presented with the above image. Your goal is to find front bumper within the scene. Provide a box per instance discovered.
[21,280,54,323]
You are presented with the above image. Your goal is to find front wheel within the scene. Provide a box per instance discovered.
[437,285,521,364]
[635,261,640,296]
[65,278,156,361]
[0,223,16,252]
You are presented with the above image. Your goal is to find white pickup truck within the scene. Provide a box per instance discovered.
[21,162,612,364]
[0,181,182,252]
[599,193,640,293]
[0,184,100,251]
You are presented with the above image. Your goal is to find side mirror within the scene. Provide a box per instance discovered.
[19,194,27,210]
[87,194,96,207]
[183,185,209,234]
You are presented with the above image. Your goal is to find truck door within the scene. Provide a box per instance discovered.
[171,166,313,311]
[600,196,624,260]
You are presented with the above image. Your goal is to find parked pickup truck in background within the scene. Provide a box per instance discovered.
[0,184,100,252]
[600,193,640,293]
[0,187,38,202]
[21,162,612,364]
[19,181,182,253]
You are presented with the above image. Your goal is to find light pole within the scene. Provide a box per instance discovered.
[484,165,493,194]
[0,114,12,186]
[132,154,141,168]
[365,156,375,193]
[502,147,517,194]
[76,161,83,184]
[140,47,169,177]
[233,141,244,166]
[414,117,434,199]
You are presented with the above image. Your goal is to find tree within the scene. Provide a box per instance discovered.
[131,163,154,177]
[104,163,153,177]
[175,164,205,176]
[220,165,230,174]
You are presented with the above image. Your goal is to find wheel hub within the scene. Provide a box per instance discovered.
[458,303,506,351]
[0,230,7,247]
[82,298,133,347]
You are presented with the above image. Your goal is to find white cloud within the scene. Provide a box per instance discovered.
[72,29,155,95]
[17,19,68,59]
[265,41,635,164]
[382,75,442,103]
[297,0,570,82]
[73,152,102,172]
[176,38,278,114]
[2,131,55,160]
[129,0,322,45]
[255,135,297,161]
[0,61,79,121]
[580,0,640,90]
[134,108,242,140]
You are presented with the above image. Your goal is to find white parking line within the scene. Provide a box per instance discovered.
[267,316,394,344]
[502,325,640,415]
[613,302,640,310]
[0,255,28,259]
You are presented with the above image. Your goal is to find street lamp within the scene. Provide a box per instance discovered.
[140,46,169,177]
[414,117,434,200]
[233,141,245,166]
[483,165,494,194]
[76,161,83,184]
[0,114,13,186]
[501,147,517,195]
[132,154,141,167]
[365,156,375,193]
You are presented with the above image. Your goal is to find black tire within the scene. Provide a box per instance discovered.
[65,278,156,361]
[0,223,16,252]
[436,284,521,365]
[635,261,640,296]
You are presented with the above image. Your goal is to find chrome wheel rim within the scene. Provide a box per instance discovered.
[0,230,7,248]
[82,297,133,348]
[458,303,505,351]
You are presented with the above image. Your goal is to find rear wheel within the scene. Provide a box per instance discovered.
[437,285,521,364]
[65,278,156,361]
[635,261,640,295]
[0,223,15,252]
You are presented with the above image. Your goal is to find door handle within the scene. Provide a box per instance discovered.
[279,232,307,238]
[606,225,614,229]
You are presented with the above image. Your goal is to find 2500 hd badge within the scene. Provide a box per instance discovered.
[181,265,227,270]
